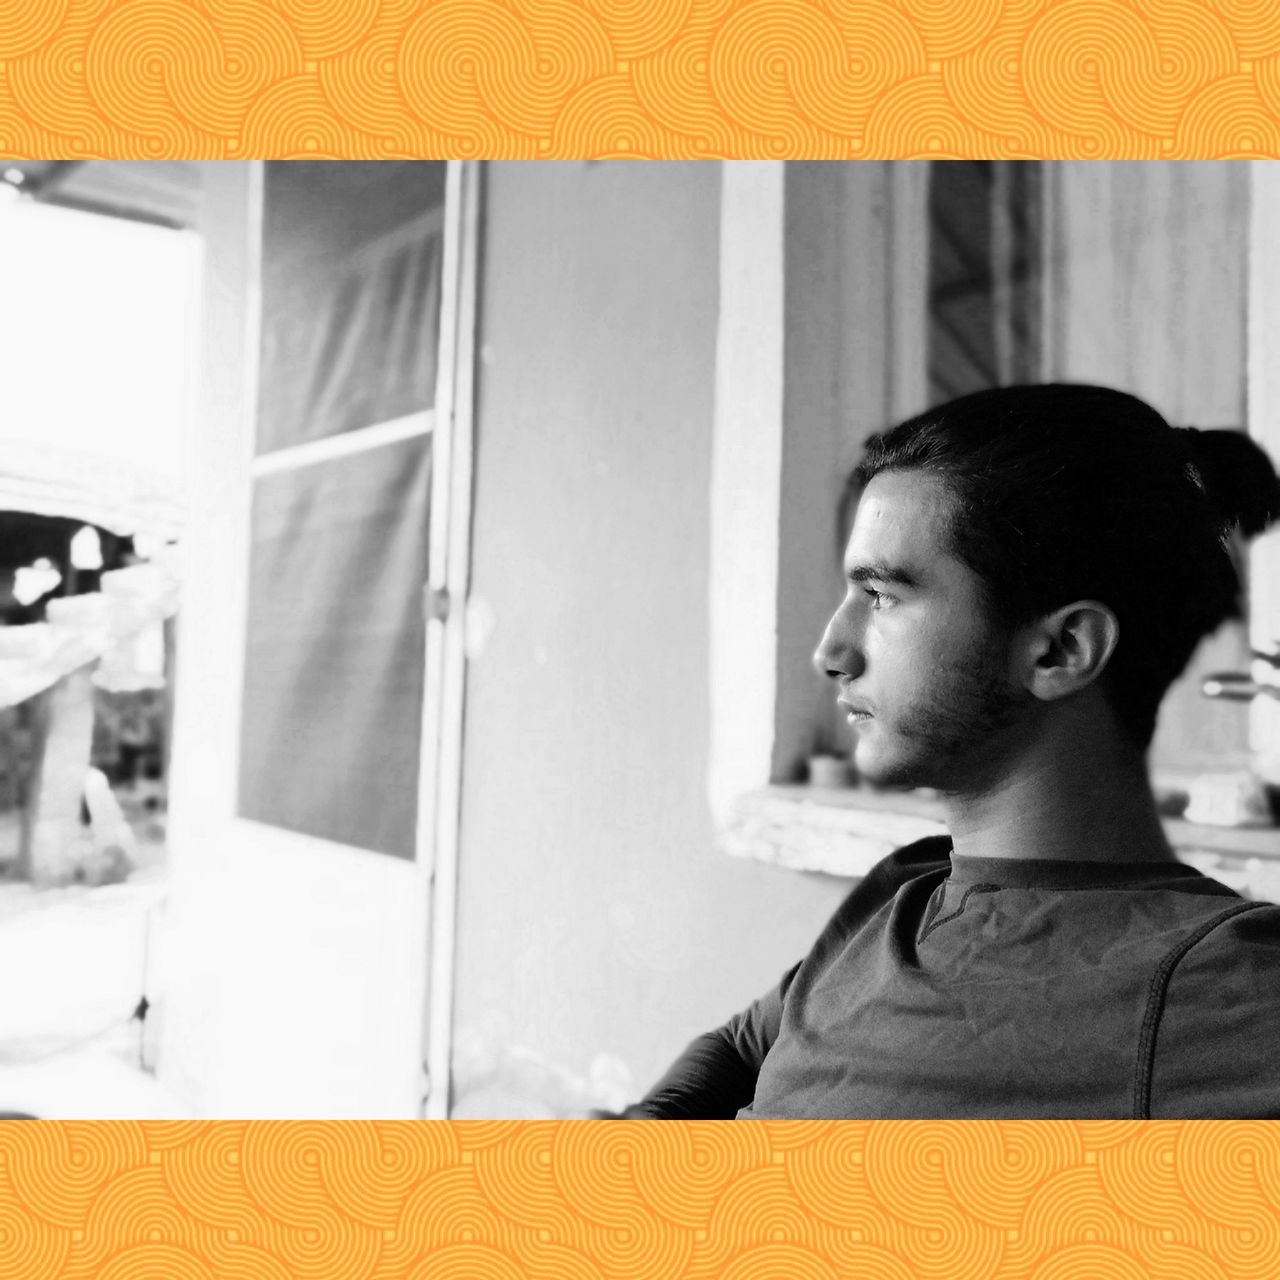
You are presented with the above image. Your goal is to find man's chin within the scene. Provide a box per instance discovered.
[852,747,933,793]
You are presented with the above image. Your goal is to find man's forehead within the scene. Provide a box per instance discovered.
[846,470,955,568]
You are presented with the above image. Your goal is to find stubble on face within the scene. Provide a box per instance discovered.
[881,626,1028,794]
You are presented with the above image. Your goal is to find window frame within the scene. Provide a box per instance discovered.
[710,160,1279,866]
[235,163,468,872]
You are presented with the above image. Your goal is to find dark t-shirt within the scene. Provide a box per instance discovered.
[630,837,1280,1119]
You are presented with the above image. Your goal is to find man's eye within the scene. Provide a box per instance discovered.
[863,587,890,609]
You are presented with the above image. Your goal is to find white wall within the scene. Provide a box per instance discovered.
[450,162,851,1117]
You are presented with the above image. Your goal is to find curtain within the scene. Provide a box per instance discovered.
[237,435,431,858]
[256,214,442,452]
[237,162,447,856]
[255,161,446,453]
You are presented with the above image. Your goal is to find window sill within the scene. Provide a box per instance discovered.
[722,785,1280,898]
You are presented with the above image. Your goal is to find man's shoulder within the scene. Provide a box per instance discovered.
[1176,896,1280,963]
[876,834,954,881]
[1158,896,1280,1018]
[820,834,952,928]
[786,835,952,994]
[1147,897,1280,1116]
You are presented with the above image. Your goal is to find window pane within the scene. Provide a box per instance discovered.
[237,436,431,857]
[256,162,447,454]
[928,161,1042,404]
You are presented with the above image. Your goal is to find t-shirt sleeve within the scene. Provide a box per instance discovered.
[616,836,953,1120]
[620,962,801,1119]
[1146,902,1280,1118]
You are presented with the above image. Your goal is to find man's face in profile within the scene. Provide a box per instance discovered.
[815,470,1028,793]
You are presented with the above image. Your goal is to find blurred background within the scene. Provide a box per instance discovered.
[0,160,1276,1118]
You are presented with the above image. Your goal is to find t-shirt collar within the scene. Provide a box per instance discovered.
[948,852,1204,890]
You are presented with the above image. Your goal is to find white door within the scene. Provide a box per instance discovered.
[161,162,477,1117]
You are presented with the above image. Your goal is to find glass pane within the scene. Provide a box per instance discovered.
[928,161,1042,404]
[237,436,431,857]
[256,162,447,454]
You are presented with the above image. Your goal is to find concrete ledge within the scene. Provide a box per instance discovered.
[722,785,1280,895]
[720,786,945,879]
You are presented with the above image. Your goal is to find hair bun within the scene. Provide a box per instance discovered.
[1179,427,1280,538]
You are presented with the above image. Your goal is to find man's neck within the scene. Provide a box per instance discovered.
[940,707,1176,865]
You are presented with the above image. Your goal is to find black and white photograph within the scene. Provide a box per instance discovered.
[0,159,1277,1119]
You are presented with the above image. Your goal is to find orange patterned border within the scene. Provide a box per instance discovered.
[3,1121,1280,1278]
[1,0,1279,157]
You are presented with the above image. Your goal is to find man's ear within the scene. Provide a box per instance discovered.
[1018,601,1120,703]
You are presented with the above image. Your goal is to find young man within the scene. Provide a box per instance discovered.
[629,384,1280,1120]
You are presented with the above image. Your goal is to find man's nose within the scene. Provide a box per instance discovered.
[812,604,864,680]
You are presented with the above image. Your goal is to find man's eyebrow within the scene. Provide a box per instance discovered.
[846,561,920,589]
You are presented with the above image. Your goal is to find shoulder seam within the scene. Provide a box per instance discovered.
[1132,900,1271,1120]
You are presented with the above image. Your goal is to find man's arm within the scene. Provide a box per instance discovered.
[616,963,800,1119]
[609,840,953,1119]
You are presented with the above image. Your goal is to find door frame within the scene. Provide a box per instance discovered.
[165,160,478,1116]
[421,160,481,1118]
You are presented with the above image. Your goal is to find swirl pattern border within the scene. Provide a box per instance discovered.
[1,0,1279,157]
[2,1121,1280,1277]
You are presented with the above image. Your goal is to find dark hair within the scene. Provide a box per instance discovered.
[853,384,1280,748]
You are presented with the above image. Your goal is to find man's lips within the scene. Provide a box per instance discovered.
[838,699,872,719]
